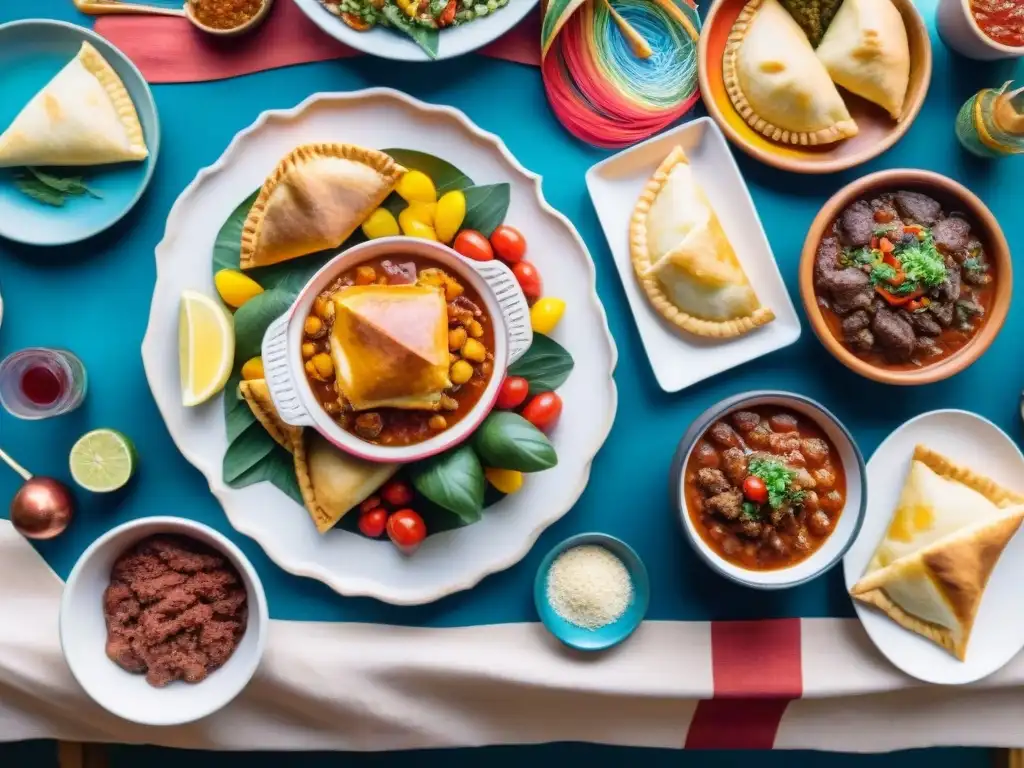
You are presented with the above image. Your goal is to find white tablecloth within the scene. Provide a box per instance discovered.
[3,518,1022,752]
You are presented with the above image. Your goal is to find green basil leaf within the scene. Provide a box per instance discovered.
[381,149,473,193]
[14,176,66,206]
[227,443,303,505]
[232,288,294,363]
[507,333,574,395]
[213,190,259,275]
[410,444,484,524]
[223,421,277,483]
[474,412,557,472]
[461,183,510,237]
[380,6,440,58]
[226,394,255,443]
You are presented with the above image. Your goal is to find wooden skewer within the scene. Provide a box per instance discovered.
[0,447,32,483]
[599,0,653,59]
[73,0,186,17]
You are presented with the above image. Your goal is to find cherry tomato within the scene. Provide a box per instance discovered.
[490,225,527,263]
[496,376,529,410]
[453,230,494,262]
[359,496,381,515]
[381,479,413,507]
[512,261,543,300]
[387,509,427,554]
[521,392,562,432]
[743,476,768,504]
[358,508,388,538]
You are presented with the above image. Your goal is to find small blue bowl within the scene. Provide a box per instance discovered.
[534,533,650,652]
[0,20,160,246]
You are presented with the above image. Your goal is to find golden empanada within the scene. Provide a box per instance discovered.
[851,445,1024,659]
[629,146,774,338]
[0,42,148,168]
[240,144,405,269]
[723,0,858,145]
[239,379,301,453]
[294,432,399,533]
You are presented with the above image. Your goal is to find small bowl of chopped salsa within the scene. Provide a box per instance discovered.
[534,533,650,652]
[938,0,1024,60]
[672,391,867,590]
[185,0,274,36]
[800,169,1011,386]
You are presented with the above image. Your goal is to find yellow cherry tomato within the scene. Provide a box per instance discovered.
[398,207,438,241]
[214,269,263,309]
[395,170,437,204]
[485,467,524,495]
[361,208,399,239]
[529,297,566,334]
[241,356,265,381]
[405,201,437,226]
[434,190,466,244]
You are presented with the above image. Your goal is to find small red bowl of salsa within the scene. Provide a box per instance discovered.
[671,391,867,590]
[938,0,1024,60]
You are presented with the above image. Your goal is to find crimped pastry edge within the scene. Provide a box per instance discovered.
[77,41,148,160]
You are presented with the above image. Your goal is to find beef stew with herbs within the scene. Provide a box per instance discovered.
[814,190,995,369]
[685,406,846,571]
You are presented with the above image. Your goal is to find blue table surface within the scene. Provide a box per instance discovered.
[0,0,1022,628]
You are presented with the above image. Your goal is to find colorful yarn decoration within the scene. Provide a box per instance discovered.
[541,0,702,149]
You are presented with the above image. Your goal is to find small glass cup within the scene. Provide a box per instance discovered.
[0,348,87,420]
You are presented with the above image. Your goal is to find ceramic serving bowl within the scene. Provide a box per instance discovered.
[671,391,866,590]
[937,0,1024,60]
[698,0,932,174]
[184,0,275,36]
[799,169,1012,386]
[59,517,268,726]
[262,236,533,464]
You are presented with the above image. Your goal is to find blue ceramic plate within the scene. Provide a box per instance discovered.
[0,20,159,246]
[534,533,650,652]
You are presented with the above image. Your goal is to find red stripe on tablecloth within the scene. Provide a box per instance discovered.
[94,0,541,85]
[684,619,803,750]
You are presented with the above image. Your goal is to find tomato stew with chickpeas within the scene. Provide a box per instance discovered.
[684,407,846,570]
[301,257,495,447]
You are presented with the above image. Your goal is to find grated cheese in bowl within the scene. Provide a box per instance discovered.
[546,545,633,630]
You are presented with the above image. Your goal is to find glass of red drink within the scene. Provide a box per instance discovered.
[0,348,87,420]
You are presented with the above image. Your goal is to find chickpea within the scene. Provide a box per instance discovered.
[322,300,335,322]
[448,327,468,351]
[450,359,473,385]
[323,400,341,415]
[462,337,486,363]
[302,342,316,359]
[304,360,317,379]
[304,316,323,337]
[444,280,464,302]
[312,353,334,379]
[440,394,459,411]
[428,415,447,430]
[355,265,376,285]
[449,353,458,365]
[467,319,484,338]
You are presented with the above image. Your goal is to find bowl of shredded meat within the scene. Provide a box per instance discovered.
[59,516,268,726]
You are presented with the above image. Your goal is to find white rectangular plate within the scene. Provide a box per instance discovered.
[585,117,801,392]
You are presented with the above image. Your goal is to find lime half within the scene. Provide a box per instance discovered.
[69,429,137,492]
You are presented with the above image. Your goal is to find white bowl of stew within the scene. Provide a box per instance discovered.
[261,237,533,463]
[671,391,867,589]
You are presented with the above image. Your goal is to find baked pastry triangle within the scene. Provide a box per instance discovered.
[816,0,911,120]
[294,432,398,533]
[329,284,451,412]
[239,379,301,453]
[851,445,1024,659]
[723,0,858,145]
[0,42,148,168]
[240,144,405,269]
[629,146,774,338]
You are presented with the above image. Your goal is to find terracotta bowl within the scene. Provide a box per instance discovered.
[698,0,932,174]
[799,169,1012,386]
[184,0,274,36]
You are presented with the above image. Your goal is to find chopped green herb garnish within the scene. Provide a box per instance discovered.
[873,226,894,236]
[898,237,947,288]
[842,246,874,266]
[748,457,807,510]
[742,501,761,520]
[869,263,898,286]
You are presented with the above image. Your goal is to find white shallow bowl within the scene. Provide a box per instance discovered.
[59,517,268,726]
[262,237,532,463]
[671,391,866,589]
[844,409,1024,684]
[937,0,1024,60]
[586,117,801,393]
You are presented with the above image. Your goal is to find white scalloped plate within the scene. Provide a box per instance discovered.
[292,0,537,62]
[141,89,618,605]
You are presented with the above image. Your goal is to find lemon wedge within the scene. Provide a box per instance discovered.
[179,290,234,407]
